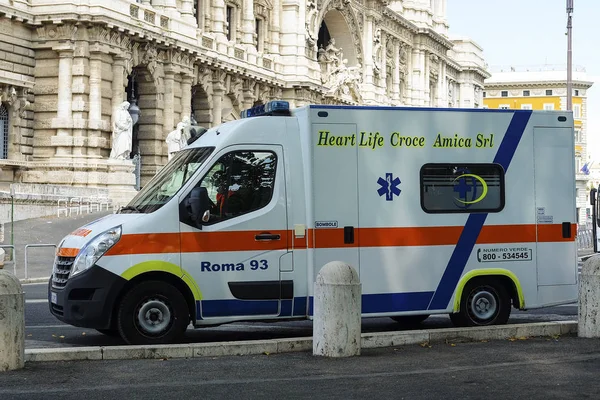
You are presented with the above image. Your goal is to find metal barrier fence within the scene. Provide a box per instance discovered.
[24,244,57,280]
[577,229,594,251]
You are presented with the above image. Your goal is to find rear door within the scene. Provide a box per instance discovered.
[533,127,577,285]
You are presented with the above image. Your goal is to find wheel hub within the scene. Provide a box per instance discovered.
[137,298,171,334]
[470,290,497,321]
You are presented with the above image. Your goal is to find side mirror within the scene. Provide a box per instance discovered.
[189,187,211,227]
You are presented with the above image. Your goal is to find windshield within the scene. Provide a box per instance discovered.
[120,147,214,213]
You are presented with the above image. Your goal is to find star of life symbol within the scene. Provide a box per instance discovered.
[377,173,401,201]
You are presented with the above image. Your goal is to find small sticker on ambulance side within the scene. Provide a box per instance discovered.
[315,221,338,228]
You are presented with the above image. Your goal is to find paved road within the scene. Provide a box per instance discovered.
[3,211,112,280]
[24,282,577,349]
[2,335,600,399]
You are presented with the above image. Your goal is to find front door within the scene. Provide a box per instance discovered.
[179,145,289,319]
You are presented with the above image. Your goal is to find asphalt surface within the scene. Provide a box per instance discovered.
[3,210,112,280]
[24,281,577,349]
[2,335,600,399]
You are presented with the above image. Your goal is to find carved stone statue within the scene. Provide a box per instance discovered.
[109,101,133,160]
[166,119,192,160]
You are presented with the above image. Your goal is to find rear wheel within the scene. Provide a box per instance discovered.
[391,314,429,326]
[117,281,190,345]
[450,278,511,327]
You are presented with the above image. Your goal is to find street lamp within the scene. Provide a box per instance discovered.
[566,0,573,111]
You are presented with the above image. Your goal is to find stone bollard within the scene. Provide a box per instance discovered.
[313,261,362,357]
[0,262,25,371]
[578,255,600,338]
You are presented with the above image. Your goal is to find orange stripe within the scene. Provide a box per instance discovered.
[57,248,79,257]
[180,230,288,253]
[101,223,575,256]
[106,233,180,256]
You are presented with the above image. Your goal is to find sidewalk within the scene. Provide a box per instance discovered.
[3,211,112,280]
[1,335,599,399]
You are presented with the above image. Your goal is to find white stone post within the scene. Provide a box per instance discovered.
[313,261,362,358]
[163,70,176,133]
[0,261,25,372]
[578,256,600,337]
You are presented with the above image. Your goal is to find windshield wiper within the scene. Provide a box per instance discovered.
[119,205,142,213]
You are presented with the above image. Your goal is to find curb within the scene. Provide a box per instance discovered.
[20,277,50,284]
[24,320,577,363]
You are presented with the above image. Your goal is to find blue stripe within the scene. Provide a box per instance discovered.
[280,299,292,317]
[427,111,532,311]
[308,104,531,113]
[201,300,279,317]
[307,292,434,316]
[293,297,307,316]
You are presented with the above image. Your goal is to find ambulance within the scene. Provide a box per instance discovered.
[48,101,578,345]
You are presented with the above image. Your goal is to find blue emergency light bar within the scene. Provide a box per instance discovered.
[240,100,291,118]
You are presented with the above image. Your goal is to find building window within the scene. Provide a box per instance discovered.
[482,91,486,98]
[226,6,234,40]
[543,103,554,110]
[501,91,508,97]
[546,89,553,96]
[521,104,532,110]
[575,129,582,142]
[420,163,505,214]
[573,104,581,119]
[575,89,580,96]
[0,103,8,159]
[499,104,510,109]
[523,90,530,96]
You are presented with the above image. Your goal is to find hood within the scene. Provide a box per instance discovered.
[57,213,144,255]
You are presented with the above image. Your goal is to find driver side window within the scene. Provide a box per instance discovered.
[186,150,277,226]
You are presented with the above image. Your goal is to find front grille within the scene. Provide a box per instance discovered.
[52,256,75,289]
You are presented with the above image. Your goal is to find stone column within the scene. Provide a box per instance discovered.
[280,0,300,76]
[392,41,400,103]
[380,33,387,91]
[88,51,103,159]
[211,82,225,127]
[270,0,281,54]
[423,51,430,106]
[52,47,74,157]
[363,15,375,96]
[212,0,226,36]
[163,70,176,133]
[181,75,193,120]
[111,55,127,128]
[241,0,255,46]
[180,0,196,23]
[411,48,422,106]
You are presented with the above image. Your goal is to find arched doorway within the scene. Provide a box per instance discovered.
[317,10,359,67]
[191,84,211,127]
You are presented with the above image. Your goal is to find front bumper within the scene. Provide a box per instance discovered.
[48,265,128,330]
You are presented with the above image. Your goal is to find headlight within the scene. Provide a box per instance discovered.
[70,226,122,278]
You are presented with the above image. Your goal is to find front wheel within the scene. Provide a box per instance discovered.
[117,281,190,345]
[450,279,511,327]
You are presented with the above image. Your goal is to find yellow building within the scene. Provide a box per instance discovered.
[483,66,594,226]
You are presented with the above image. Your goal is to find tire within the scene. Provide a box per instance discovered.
[117,280,190,345]
[450,278,511,327]
[96,328,120,337]
[391,314,429,326]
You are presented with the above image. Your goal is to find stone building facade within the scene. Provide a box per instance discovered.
[0,0,488,203]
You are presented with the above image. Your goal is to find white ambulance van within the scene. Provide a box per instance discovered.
[49,101,578,344]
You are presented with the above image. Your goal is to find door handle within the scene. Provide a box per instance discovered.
[255,233,281,241]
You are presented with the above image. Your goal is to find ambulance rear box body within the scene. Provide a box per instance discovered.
[49,103,578,344]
